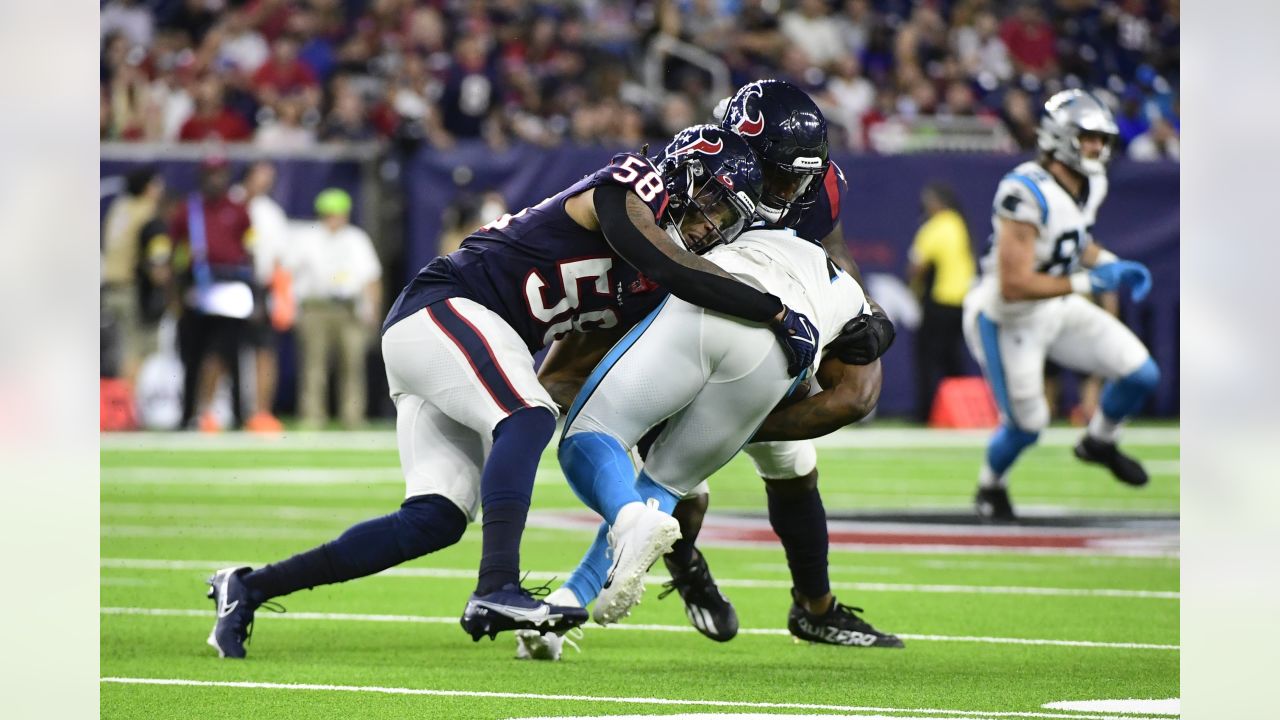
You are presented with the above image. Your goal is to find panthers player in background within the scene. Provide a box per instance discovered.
[965,89,1160,521]
[204,124,822,658]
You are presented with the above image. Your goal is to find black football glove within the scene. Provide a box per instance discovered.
[824,304,896,365]
[770,306,819,377]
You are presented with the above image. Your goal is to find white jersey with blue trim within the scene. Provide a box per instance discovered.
[970,160,1109,320]
[703,227,868,357]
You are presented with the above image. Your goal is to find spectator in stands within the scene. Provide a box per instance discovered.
[214,10,269,77]
[781,0,847,67]
[320,83,376,142]
[102,167,165,384]
[824,54,876,148]
[255,93,317,151]
[292,189,383,430]
[239,161,291,434]
[178,75,252,142]
[999,86,1039,150]
[1000,1,1057,79]
[953,8,1012,84]
[907,182,975,423]
[1127,116,1179,161]
[169,157,255,431]
[252,34,321,113]
[837,0,876,59]
[101,0,153,48]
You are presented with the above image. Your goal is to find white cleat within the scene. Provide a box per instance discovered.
[516,588,582,661]
[593,499,681,626]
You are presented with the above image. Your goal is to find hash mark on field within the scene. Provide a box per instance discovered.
[99,677,1178,719]
[100,558,1178,599]
[100,607,1179,651]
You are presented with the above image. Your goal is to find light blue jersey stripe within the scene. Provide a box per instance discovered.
[1006,174,1049,225]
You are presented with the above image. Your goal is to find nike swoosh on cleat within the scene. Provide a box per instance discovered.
[470,601,554,623]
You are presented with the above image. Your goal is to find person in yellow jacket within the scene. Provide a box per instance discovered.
[907,182,976,422]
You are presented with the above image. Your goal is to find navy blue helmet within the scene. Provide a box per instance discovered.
[656,124,764,254]
[720,79,829,223]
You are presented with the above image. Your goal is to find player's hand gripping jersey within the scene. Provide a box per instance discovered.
[970,160,1109,321]
[383,152,670,349]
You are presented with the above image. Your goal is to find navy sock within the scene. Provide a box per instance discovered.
[668,493,708,567]
[475,407,556,596]
[766,476,830,600]
[242,494,466,603]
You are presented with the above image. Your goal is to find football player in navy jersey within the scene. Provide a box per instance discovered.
[533,80,901,649]
[204,124,821,658]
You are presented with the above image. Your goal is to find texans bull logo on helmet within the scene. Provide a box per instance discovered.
[730,83,765,136]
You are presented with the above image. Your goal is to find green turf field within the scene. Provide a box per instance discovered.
[101,427,1179,720]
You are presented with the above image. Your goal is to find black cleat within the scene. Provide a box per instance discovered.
[206,567,264,658]
[787,589,904,648]
[460,582,588,642]
[1074,436,1149,487]
[659,548,738,642]
[974,486,1017,522]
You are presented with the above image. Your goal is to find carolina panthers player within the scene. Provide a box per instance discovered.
[964,89,1160,521]
[203,124,819,658]
[516,83,903,660]
[515,216,903,659]
[660,79,896,646]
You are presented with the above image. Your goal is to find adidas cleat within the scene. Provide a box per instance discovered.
[659,547,738,642]
[206,566,258,659]
[974,486,1016,522]
[460,583,588,642]
[787,589,904,648]
[593,499,682,626]
[1074,436,1149,487]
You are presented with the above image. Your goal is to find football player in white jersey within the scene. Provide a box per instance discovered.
[516,225,904,659]
[963,89,1161,520]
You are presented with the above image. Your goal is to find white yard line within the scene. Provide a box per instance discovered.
[100,426,1180,452]
[100,607,1178,651]
[100,558,1177,599]
[99,677,1176,720]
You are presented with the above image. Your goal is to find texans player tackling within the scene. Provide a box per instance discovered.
[204,124,820,657]
[528,81,902,657]
[964,89,1161,521]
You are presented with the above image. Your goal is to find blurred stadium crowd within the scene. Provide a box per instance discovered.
[101,0,1180,158]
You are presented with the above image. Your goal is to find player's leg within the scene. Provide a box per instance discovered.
[556,299,708,625]
[962,304,1054,519]
[207,382,476,658]
[1048,296,1160,485]
[558,298,704,523]
[414,298,586,638]
[593,319,793,625]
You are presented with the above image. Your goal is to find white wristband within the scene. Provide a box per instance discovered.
[1094,249,1119,266]
[1070,271,1094,295]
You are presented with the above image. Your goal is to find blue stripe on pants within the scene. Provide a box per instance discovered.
[976,312,1019,430]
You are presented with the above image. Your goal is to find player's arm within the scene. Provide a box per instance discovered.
[537,325,629,412]
[750,355,882,442]
[995,217,1076,301]
[579,185,789,324]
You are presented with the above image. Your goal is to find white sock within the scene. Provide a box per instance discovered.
[978,462,1005,489]
[546,587,581,608]
[1087,411,1122,444]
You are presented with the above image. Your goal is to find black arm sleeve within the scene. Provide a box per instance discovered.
[593,183,784,323]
